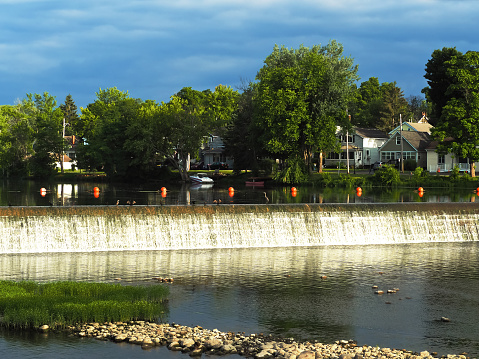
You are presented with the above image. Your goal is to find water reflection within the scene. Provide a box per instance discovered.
[1,179,479,206]
[1,243,478,356]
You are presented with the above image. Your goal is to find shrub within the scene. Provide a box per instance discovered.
[371,165,400,186]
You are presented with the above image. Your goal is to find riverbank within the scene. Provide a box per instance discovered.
[67,321,471,359]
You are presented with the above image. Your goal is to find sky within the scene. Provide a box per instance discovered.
[1,0,478,109]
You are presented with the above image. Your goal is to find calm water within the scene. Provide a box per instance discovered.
[1,243,478,358]
[1,179,478,206]
[1,179,478,358]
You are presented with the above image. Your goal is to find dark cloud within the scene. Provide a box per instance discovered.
[0,0,478,107]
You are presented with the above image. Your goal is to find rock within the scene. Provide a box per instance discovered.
[204,338,223,350]
[339,354,354,359]
[297,351,316,359]
[114,333,128,342]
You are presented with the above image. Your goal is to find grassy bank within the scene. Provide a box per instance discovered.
[0,281,169,330]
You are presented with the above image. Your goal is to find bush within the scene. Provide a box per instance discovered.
[371,165,400,186]
[274,157,308,184]
[404,159,417,171]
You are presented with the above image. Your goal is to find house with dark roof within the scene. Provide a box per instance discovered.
[379,130,430,169]
[325,127,388,168]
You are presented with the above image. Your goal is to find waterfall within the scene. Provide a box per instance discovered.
[1,203,478,253]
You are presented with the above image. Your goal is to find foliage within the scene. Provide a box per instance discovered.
[59,94,80,137]
[351,77,383,127]
[371,165,400,186]
[0,281,169,330]
[429,50,479,177]
[423,47,463,126]
[0,105,34,177]
[224,84,264,173]
[27,93,65,178]
[404,159,417,171]
[377,82,409,132]
[255,41,359,175]
[274,156,309,184]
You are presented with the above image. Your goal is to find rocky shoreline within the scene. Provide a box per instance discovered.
[63,321,471,359]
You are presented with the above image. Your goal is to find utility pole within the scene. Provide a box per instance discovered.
[346,113,350,174]
[400,114,404,173]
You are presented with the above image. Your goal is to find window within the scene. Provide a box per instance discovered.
[396,136,401,145]
[438,154,445,164]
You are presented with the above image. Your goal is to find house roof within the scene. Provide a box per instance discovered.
[408,122,433,134]
[380,131,431,152]
[389,122,433,135]
[354,127,389,139]
[400,131,431,151]
[425,137,454,150]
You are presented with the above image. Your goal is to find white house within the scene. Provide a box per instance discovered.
[325,127,388,168]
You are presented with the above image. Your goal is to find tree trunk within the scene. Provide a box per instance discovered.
[318,152,323,173]
[471,162,476,178]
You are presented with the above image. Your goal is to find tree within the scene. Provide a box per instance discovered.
[0,105,35,177]
[77,88,143,178]
[60,94,80,137]
[254,41,359,179]
[377,82,408,132]
[431,51,479,177]
[224,84,265,174]
[423,47,463,126]
[352,77,383,127]
[407,95,429,122]
[25,93,65,177]
[162,85,239,181]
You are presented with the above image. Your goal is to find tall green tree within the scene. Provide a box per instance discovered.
[224,84,264,174]
[77,88,142,178]
[25,93,65,177]
[431,50,479,177]
[352,77,383,127]
[0,105,35,177]
[423,47,463,126]
[255,41,359,179]
[377,82,408,132]
[165,85,239,181]
[60,94,80,137]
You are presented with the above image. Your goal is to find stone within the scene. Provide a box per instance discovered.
[297,351,316,359]
[205,338,223,350]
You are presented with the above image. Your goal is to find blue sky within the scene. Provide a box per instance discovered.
[1,0,478,109]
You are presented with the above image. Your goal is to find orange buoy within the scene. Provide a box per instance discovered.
[93,187,100,193]
[228,187,234,192]
[40,188,47,197]
[291,191,297,197]
[356,191,362,197]
[229,191,234,197]
[291,187,297,192]
[356,187,362,192]
[161,191,167,198]
[418,191,424,198]
[93,191,100,198]
[161,187,167,192]
[418,187,424,192]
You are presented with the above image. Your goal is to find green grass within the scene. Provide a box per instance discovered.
[0,281,169,330]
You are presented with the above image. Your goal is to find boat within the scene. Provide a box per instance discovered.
[190,173,214,184]
[245,177,265,186]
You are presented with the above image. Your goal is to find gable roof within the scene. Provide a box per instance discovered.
[380,131,431,152]
[399,131,431,151]
[389,122,433,135]
[354,127,389,139]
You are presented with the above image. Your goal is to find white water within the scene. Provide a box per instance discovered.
[1,208,478,253]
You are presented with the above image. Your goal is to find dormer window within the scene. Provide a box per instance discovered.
[396,136,401,145]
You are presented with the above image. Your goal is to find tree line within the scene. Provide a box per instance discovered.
[1,42,477,180]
